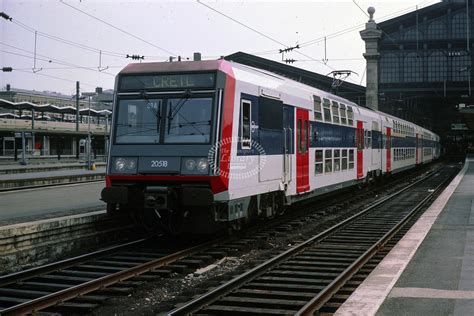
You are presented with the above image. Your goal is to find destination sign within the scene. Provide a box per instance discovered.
[120,73,215,90]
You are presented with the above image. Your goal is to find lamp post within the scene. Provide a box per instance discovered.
[105,113,109,157]
[82,92,96,170]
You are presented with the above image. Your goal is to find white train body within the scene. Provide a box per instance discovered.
[103,60,440,230]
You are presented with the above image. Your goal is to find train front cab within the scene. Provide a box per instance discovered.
[101,60,235,233]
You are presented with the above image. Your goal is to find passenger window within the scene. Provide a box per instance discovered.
[241,100,251,149]
[313,96,323,121]
[341,149,348,170]
[332,101,340,124]
[259,97,283,130]
[348,149,354,169]
[315,149,323,175]
[334,149,341,172]
[347,107,354,126]
[325,149,333,173]
[340,104,347,125]
[323,98,332,123]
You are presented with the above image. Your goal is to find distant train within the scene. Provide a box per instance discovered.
[101,59,440,233]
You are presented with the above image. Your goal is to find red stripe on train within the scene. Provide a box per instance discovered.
[106,175,227,194]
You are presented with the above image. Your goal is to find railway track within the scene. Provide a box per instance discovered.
[0,164,448,314]
[0,236,225,315]
[167,165,458,315]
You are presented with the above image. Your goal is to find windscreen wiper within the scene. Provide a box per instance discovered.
[167,89,192,134]
[142,91,162,133]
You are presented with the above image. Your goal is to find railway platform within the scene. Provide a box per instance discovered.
[0,180,105,226]
[336,156,474,315]
[0,166,106,190]
[0,161,106,175]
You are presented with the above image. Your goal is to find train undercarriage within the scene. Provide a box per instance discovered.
[102,184,286,235]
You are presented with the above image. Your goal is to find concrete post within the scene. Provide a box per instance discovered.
[21,131,27,165]
[360,7,383,110]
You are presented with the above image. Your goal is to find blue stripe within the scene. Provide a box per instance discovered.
[310,122,356,148]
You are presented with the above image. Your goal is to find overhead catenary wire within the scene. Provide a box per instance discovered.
[196,0,288,48]
[15,69,97,87]
[3,10,189,61]
[0,42,117,77]
[196,0,354,82]
[59,0,177,56]
[352,0,370,18]
[298,0,440,48]
[11,18,170,60]
[8,19,126,58]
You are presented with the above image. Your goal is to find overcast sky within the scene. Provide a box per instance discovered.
[1,0,440,95]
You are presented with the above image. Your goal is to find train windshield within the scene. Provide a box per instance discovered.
[115,99,162,144]
[164,97,212,143]
[115,97,213,144]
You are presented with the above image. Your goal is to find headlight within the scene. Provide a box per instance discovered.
[126,159,136,170]
[184,159,196,170]
[181,157,209,174]
[112,157,137,174]
[197,158,208,171]
[115,158,126,171]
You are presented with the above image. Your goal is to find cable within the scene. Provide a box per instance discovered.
[11,17,172,60]
[299,0,440,48]
[1,48,119,78]
[353,0,370,18]
[12,65,126,71]
[15,69,97,87]
[7,18,127,58]
[0,42,117,77]
[197,0,288,48]
[59,0,177,56]
[196,0,345,77]
[296,58,365,62]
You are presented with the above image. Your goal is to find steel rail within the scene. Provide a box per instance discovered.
[167,167,443,315]
[0,238,221,315]
[296,172,452,315]
[0,238,148,287]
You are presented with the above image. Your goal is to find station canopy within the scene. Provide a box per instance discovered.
[0,99,112,117]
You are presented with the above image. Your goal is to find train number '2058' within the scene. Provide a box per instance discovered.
[151,160,168,168]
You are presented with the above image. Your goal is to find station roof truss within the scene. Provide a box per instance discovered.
[0,99,111,117]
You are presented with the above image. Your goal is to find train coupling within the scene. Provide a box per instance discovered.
[144,186,177,210]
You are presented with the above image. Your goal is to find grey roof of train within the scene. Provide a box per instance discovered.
[225,51,366,105]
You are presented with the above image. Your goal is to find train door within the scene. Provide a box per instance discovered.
[386,127,392,172]
[371,121,381,169]
[283,106,294,186]
[415,133,421,165]
[296,108,309,193]
[356,120,364,179]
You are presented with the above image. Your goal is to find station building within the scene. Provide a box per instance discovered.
[377,0,474,154]
[0,84,112,160]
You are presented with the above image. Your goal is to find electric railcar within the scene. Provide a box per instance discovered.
[101,59,440,233]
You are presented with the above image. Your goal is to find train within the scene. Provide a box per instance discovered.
[101,59,440,233]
